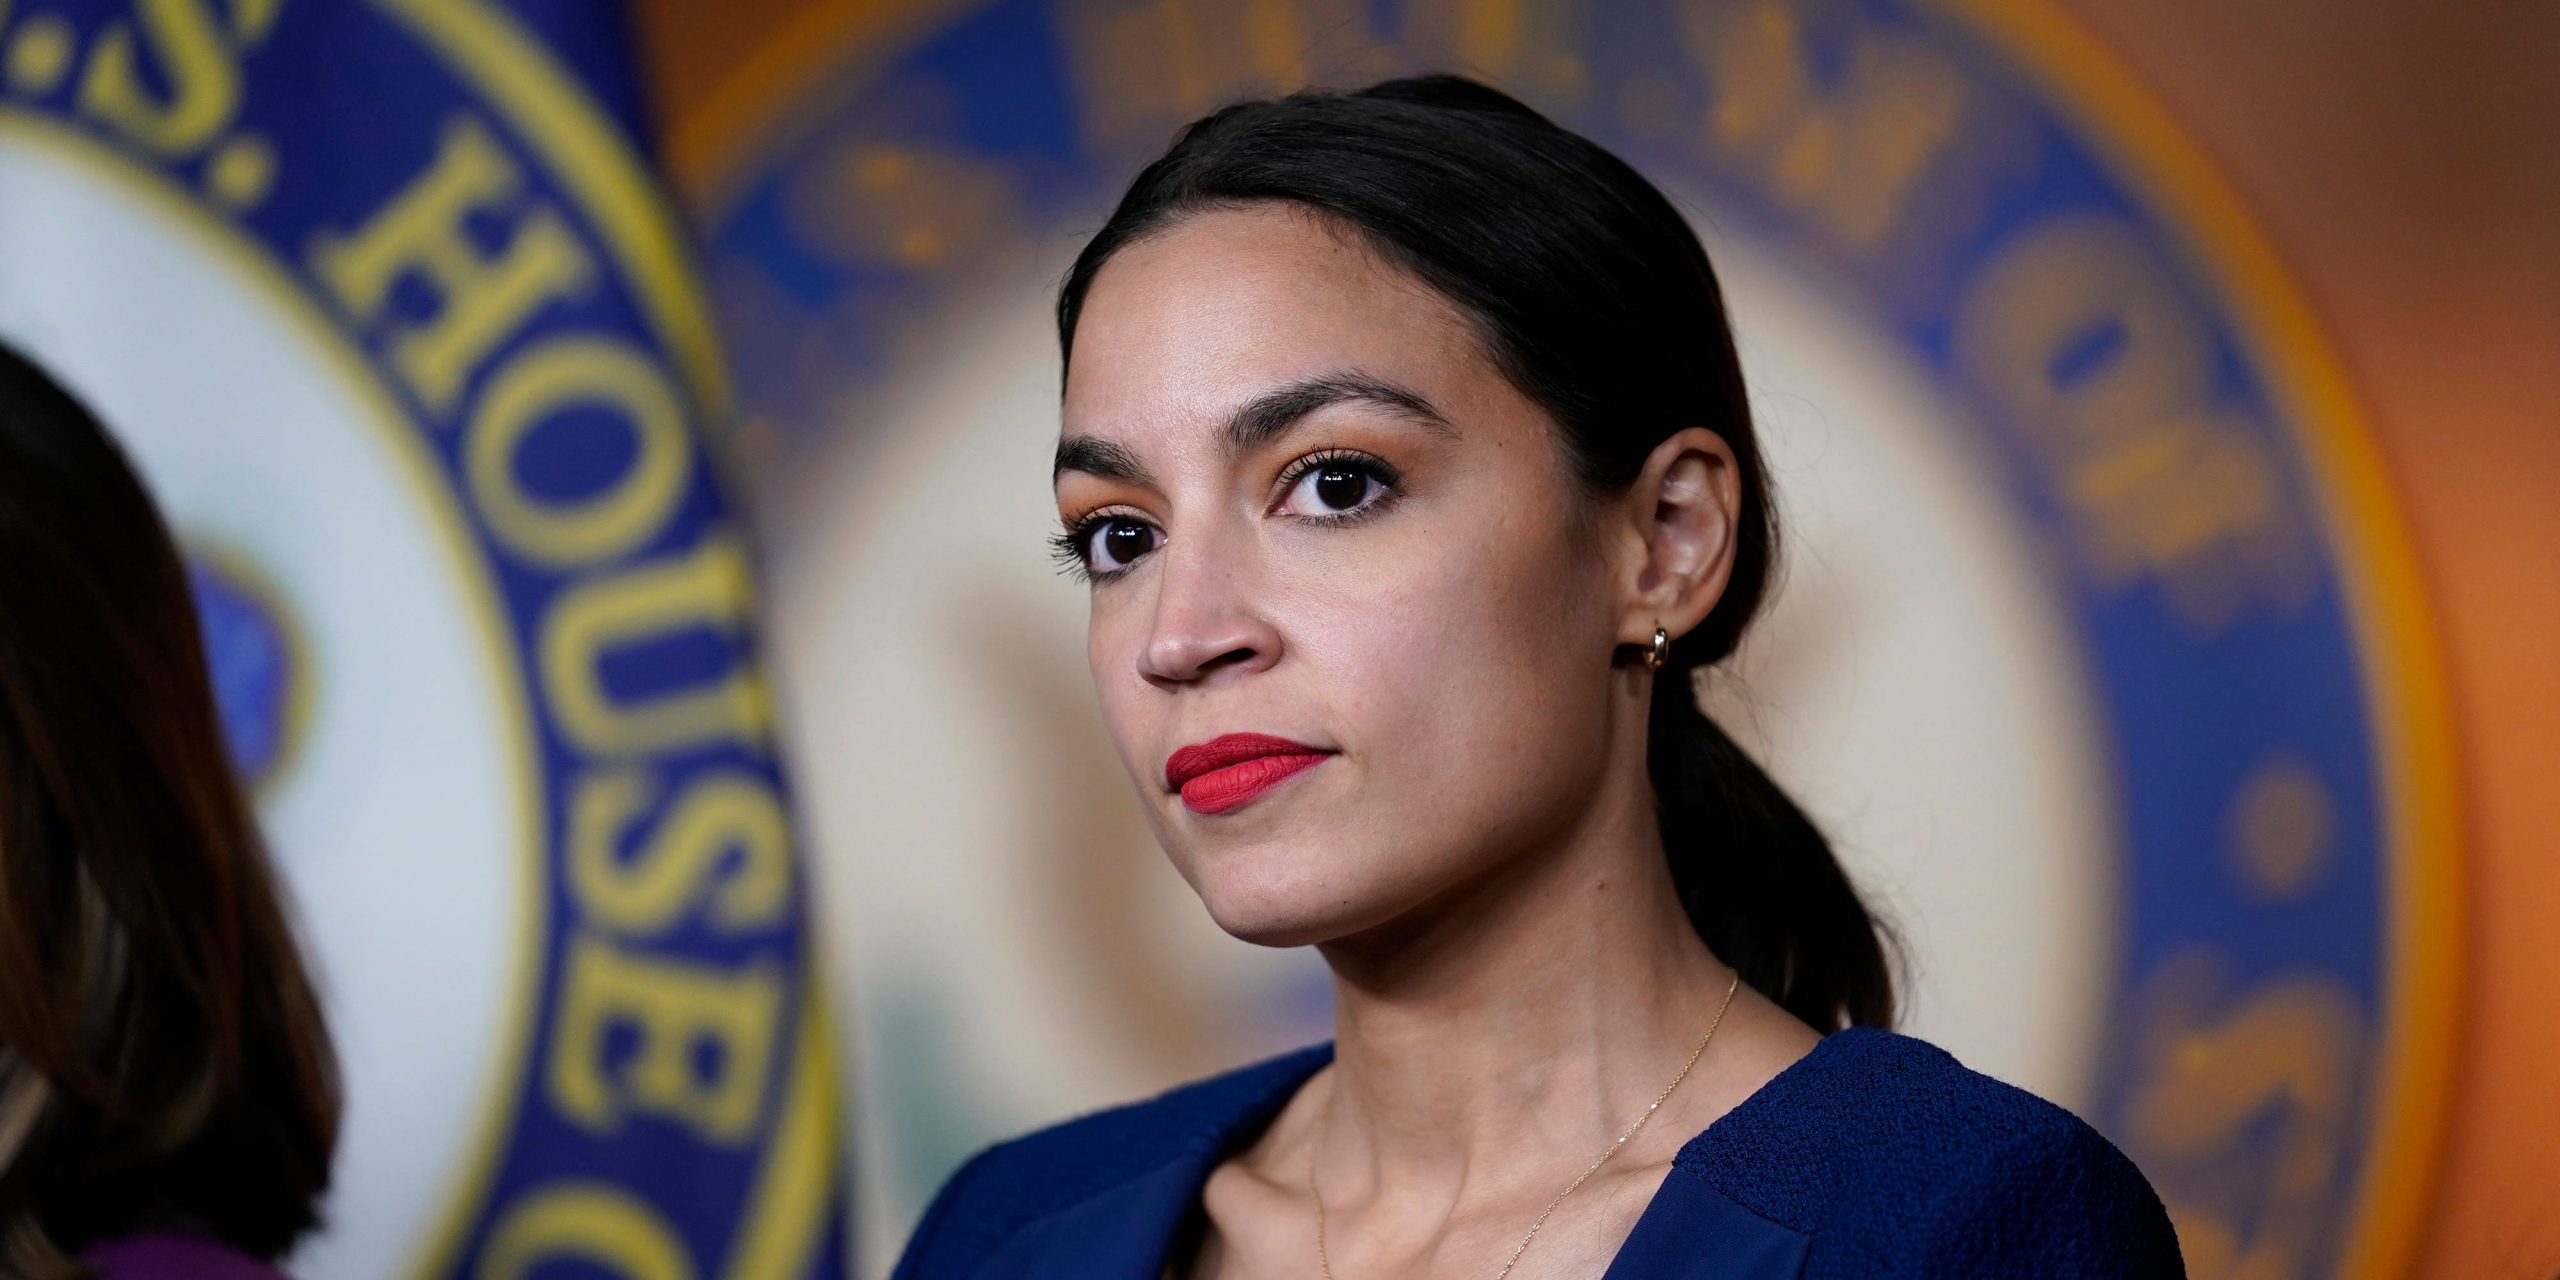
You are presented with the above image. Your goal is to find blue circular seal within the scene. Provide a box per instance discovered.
[0,2,843,1277]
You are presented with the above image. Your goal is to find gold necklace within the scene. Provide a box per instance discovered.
[1310,969,1742,1280]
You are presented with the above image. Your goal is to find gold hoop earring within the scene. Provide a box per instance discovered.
[1643,625,1669,671]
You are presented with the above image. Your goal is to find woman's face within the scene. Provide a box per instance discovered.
[1056,204,1642,948]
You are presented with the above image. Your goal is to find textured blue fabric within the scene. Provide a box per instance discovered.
[891,1027,2184,1278]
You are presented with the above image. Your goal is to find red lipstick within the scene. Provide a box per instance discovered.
[1164,733,1334,815]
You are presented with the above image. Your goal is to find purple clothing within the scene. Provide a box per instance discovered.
[79,1236,289,1280]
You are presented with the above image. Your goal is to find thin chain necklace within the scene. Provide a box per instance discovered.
[1310,969,1742,1280]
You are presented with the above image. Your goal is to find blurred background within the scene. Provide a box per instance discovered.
[0,0,2549,1278]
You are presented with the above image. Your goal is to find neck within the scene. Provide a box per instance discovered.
[1311,769,1735,1195]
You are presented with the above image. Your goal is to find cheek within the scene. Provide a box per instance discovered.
[1084,597,1158,783]
[1289,504,1615,819]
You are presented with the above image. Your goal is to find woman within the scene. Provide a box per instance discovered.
[894,76,2182,1278]
[0,341,340,1279]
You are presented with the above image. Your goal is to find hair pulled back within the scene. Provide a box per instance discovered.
[1058,74,1893,1030]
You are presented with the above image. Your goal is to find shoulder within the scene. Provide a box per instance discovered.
[890,1043,1331,1280]
[1685,1028,2185,1278]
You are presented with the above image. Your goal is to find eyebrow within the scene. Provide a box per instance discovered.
[1053,372,1457,486]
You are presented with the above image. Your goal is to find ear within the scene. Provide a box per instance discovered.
[1610,426,1742,655]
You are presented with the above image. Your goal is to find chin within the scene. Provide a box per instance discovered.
[1178,839,1417,949]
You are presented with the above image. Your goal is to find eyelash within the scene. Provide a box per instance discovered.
[1048,448,1404,584]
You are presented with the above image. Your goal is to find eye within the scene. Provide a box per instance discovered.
[1274,451,1398,519]
[1049,512,1161,581]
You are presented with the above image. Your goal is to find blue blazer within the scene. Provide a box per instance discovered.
[891,1027,2185,1278]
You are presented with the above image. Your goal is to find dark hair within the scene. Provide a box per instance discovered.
[0,341,340,1274]
[1057,74,1894,1030]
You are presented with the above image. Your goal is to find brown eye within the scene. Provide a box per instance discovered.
[1090,518,1159,572]
[1314,467,1366,510]
[1277,454,1393,518]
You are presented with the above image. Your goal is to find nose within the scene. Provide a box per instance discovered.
[1135,527,1280,688]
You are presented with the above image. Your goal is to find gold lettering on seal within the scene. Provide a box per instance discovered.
[309,115,596,414]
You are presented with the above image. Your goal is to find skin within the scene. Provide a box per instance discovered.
[1055,203,1824,1280]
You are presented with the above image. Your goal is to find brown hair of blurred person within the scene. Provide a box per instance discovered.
[0,340,338,1277]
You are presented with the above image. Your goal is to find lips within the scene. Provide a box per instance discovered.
[1164,733,1334,815]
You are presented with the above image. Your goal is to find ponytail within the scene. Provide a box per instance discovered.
[1649,671,1895,1031]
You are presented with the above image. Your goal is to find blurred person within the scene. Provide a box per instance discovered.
[892,76,2181,1279]
[0,341,338,1279]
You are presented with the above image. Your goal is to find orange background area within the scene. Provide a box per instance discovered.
[2002,7,2560,1275]
[625,1,2560,1274]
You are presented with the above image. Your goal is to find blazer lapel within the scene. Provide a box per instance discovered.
[1598,1166,1809,1279]
[954,1042,1805,1280]
[968,1146,1224,1280]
